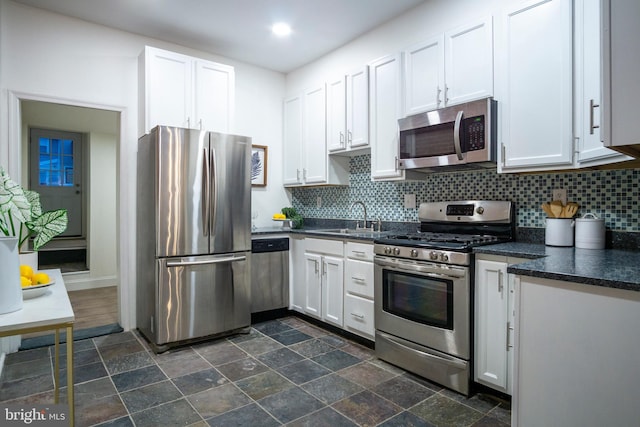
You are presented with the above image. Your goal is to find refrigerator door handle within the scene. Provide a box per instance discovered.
[210,146,218,235]
[167,255,247,267]
[202,147,210,237]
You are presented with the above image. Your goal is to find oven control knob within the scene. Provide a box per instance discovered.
[410,249,419,258]
[476,206,485,215]
[384,246,392,255]
[393,247,401,255]
[429,251,439,261]
[439,253,449,262]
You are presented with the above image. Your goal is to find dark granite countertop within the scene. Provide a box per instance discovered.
[252,226,390,242]
[475,242,640,292]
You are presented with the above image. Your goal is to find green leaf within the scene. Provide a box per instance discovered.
[24,190,43,217]
[26,209,68,251]
[0,168,31,231]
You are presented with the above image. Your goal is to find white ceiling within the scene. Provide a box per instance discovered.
[12,0,426,73]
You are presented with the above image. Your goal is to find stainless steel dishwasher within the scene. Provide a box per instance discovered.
[251,238,289,313]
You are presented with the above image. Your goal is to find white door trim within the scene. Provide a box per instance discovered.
[7,90,134,331]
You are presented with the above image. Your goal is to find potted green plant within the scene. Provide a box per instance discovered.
[0,167,68,253]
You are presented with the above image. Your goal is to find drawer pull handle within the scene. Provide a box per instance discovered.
[351,250,366,256]
[350,312,364,319]
[351,276,366,282]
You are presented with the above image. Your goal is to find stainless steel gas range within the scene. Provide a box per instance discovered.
[374,200,514,395]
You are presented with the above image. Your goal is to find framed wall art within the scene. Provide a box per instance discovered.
[251,145,267,187]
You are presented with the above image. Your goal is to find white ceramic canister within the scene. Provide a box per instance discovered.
[575,213,605,249]
[0,236,24,314]
[545,218,575,247]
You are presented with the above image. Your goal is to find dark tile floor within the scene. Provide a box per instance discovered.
[0,316,511,426]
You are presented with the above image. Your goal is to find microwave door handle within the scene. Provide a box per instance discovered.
[453,110,464,160]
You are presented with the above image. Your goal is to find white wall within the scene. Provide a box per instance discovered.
[0,0,288,329]
[285,0,508,96]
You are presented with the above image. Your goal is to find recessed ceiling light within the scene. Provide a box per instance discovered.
[272,22,292,37]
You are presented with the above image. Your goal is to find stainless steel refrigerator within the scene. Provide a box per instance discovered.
[136,125,251,351]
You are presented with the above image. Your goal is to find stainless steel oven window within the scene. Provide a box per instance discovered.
[382,269,454,329]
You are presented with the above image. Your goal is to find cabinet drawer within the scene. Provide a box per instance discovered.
[346,241,373,261]
[345,259,374,298]
[344,294,374,338]
[306,238,344,256]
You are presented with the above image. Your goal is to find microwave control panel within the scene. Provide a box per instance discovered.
[462,116,485,151]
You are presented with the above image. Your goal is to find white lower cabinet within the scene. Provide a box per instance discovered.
[343,242,375,339]
[474,254,526,395]
[303,238,344,328]
[289,237,375,340]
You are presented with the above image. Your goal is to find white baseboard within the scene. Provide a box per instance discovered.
[62,275,118,291]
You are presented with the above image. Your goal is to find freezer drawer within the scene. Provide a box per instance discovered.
[154,252,250,345]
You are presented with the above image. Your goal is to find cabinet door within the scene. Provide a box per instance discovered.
[500,0,574,171]
[444,17,493,106]
[322,255,344,327]
[304,252,322,318]
[302,85,327,184]
[283,95,303,185]
[289,236,305,313]
[144,47,192,131]
[403,35,445,115]
[369,53,405,180]
[327,76,347,152]
[575,0,631,166]
[475,259,509,393]
[194,60,234,133]
[346,66,369,149]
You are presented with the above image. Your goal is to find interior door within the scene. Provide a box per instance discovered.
[29,128,83,237]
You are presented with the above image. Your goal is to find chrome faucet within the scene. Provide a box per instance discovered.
[350,201,368,230]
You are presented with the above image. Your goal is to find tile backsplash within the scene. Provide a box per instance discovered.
[291,154,640,232]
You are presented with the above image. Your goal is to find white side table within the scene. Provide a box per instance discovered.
[0,269,75,426]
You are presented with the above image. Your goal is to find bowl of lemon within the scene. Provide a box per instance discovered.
[20,265,54,300]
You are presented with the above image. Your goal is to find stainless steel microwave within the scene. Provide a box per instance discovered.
[398,97,497,171]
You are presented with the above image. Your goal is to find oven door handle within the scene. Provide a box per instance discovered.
[375,257,466,279]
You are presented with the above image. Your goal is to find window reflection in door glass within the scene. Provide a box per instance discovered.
[38,137,74,187]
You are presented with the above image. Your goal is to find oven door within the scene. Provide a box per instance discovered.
[374,255,470,360]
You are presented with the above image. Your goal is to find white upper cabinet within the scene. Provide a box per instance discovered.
[369,53,422,181]
[575,0,631,166]
[444,17,494,107]
[600,0,640,157]
[327,66,369,154]
[283,94,303,185]
[139,46,234,136]
[499,0,574,172]
[283,85,349,187]
[403,17,493,116]
[193,60,235,135]
[403,35,445,115]
[369,53,403,180]
[303,85,328,184]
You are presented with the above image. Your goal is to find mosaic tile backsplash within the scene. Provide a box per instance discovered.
[291,154,640,232]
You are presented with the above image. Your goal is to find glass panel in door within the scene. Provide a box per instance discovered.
[382,270,454,329]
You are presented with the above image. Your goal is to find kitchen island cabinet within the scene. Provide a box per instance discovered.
[512,275,640,426]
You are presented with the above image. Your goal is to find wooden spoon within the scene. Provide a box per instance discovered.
[550,200,563,218]
[541,202,554,218]
[564,202,579,218]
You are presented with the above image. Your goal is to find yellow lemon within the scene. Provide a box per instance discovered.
[20,264,34,279]
[32,272,50,285]
[20,276,32,288]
